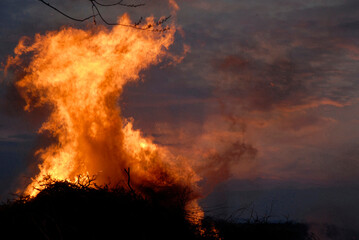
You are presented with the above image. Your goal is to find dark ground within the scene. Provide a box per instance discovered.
[0,179,317,240]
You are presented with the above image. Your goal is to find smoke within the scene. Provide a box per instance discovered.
[197,140,257,194]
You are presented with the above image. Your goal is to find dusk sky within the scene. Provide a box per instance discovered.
[1,0,359,238]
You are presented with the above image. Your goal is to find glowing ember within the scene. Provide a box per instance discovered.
[7,12,199,210]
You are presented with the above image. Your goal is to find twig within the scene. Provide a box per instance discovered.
[93,0,145,8]
[90,1,171,31]
[124,167,135,193]
[38,0,97,22]
[38,0,171,32]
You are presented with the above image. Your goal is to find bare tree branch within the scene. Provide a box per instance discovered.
[90,1,133,27]
[93,0,145,8]
[38,0,172,32]
[38,0,96,22]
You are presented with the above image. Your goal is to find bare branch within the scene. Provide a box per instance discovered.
[134,16,143,26]
[156,15,171,26]
[38,0,96,22]
[90,1,124,26]
[90,1,171,31]
[38,0,172,32]
[93,0,145,8]
[124,167,135,193]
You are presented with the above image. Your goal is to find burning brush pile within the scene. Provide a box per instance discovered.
[0,177,313,240]
[3,8,210,239]
[7,13,198,201]
[0,176,215,240]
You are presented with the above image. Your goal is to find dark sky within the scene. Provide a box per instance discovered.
[1,0,359,237]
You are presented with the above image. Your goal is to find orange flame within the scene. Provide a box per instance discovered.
[7,13,200,210]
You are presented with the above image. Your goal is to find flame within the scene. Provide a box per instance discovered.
[7,12,200,211]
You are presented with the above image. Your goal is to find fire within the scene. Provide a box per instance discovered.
[7,12,200,210]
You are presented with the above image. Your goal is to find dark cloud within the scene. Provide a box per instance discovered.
[215,55,250,72]
[186,0,357,116]
[212,41,356,114]
[278,113,334,132]
[214,56,307,112]
[7,133,35,141]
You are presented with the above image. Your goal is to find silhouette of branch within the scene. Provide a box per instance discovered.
[38,0,171,32]
[124,167,135,193]
[76,174,97,189]
[93,0,145,8]
[38,0,97,22]
[90,1,131,27]
[89,1,171,31]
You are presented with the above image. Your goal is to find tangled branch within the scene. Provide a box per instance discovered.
[38,0,171,32]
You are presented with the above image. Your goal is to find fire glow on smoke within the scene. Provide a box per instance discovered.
[7,9,201,218]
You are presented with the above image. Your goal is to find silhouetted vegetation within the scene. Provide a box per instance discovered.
[202,218,317,240]
[0,178,316,239]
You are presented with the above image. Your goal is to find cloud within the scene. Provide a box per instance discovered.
[214,56,307,112]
